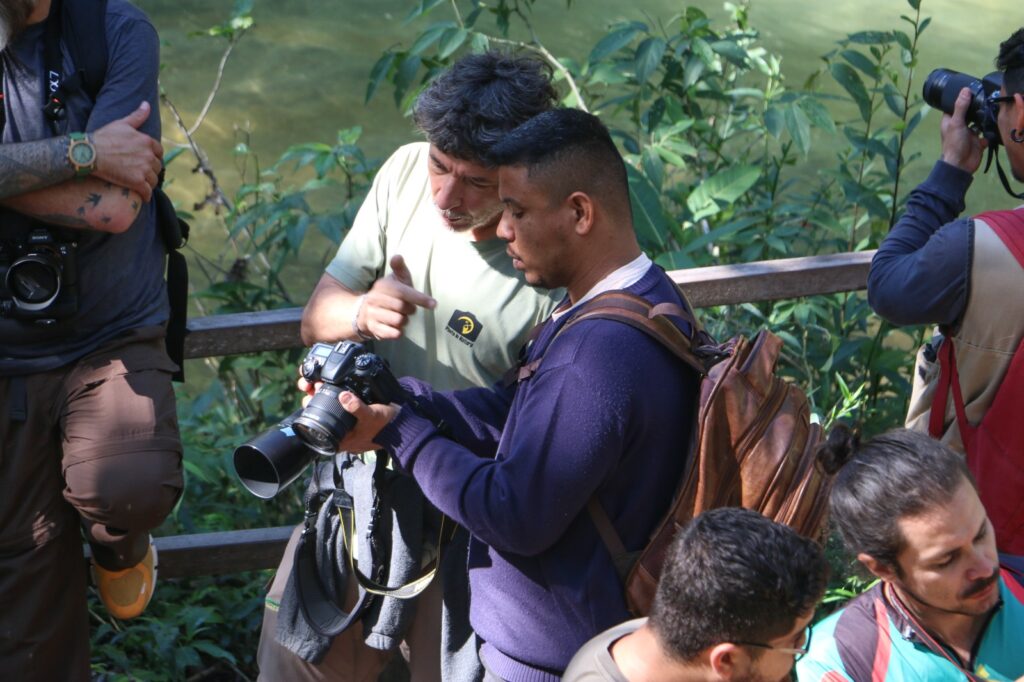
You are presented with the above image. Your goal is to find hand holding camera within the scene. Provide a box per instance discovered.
[940,87,989,173]
[233,341,407,498]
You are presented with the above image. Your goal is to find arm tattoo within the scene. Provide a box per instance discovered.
[87,193,102,207]
[0,137,74,200]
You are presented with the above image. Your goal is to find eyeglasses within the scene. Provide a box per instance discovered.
[989,93,1017,108]
[733,625,812,661]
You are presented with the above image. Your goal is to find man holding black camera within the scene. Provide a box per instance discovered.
[0,1,182,680]
[257,53,561,682]
[330,109,699,681]
[868,28,1024,566]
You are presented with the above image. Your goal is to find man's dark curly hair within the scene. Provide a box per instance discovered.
[649,507,828,662]
[997,28,1024,95]
[412,51,557,162]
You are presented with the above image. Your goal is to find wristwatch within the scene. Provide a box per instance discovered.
[67,132,97,178]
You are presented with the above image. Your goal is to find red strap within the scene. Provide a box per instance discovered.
[930,337,976,452]
[975,210,1024,269]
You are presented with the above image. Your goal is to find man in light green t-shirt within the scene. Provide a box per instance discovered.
[257,52,561,682]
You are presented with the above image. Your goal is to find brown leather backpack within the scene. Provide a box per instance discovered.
[557,288,832,616]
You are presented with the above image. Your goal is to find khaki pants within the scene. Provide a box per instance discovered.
[0,328,183,681]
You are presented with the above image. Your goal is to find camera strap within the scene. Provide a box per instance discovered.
[985,146,1024,200]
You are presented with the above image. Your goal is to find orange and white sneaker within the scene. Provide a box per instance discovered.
[91,536,158,620]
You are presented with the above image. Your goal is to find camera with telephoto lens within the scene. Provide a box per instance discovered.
[922,68,1005,147]
[232,341,407,498]
[293,341,408,456]
[0,228,79,323]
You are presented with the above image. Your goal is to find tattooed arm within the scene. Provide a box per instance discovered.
[0,102,161,233]
[2,179,142,233]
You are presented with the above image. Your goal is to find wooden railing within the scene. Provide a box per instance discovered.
[155,250,874,578]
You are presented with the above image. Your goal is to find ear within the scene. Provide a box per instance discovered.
[566,191,595,236]
[1013,93,1024,131]
[707,643,750,680]
[858,552,898,582]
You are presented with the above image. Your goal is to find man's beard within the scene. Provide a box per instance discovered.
[439,203,503,233]
[896,568,1001,618]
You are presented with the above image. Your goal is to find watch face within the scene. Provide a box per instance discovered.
[71,141,95,165]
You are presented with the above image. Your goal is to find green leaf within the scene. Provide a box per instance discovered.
[840,49,880,80]
[846,31,892,45]
[830,62,872,122]
[409,21,457,56]
[691,36,715,65]
[163,146,187,167]
[634,37,667,84]
[892,30,912,52]
[907,0,921,10]
[641,147,665,190]
[764,106,784,138]
[784,102,812,156]
[192,640,237,664]
[469,32,490,53]
[437,27,469,59]
[710,40,748,67]
[588,23,644,63]
[626,165,670,251]
[365,52,395,104]
[882,83,906,117]
[798,97,837,134]
[686,165,761,219]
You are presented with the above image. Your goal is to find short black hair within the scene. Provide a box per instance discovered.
[412,51,556,162]
[486,107,631,214]
[649,508,828,661]
[997,28,1024,95]
[818,424,975,573]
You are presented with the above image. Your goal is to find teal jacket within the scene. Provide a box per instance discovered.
[797,569,1024,681]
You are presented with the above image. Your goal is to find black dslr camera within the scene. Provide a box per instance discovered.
[923,69,1005,147]
[233,342,407,498]
[293,341,408,455]
[0,228,79,323]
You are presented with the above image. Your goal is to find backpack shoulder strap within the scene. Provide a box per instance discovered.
[975,209,1024,270]
[60,0,109,101]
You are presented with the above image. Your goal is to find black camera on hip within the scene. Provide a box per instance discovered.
[923,68,1005,147]
[292,341,407,456]
[0,228,79,323]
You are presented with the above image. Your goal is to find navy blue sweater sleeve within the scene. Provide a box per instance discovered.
[377,321,666,557]
[398,377,511,460]
[868,160,974,326]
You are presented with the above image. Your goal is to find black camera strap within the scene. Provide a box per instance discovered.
[987,146,1024,200]
[293,475,373,637]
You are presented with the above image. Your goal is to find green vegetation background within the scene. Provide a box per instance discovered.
[87,0,993,678]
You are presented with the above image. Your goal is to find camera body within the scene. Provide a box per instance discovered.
[293,341,407,456]
[923,68,1005,147]
[0,228,79,323]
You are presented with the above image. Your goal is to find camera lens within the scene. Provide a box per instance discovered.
[7,254,61,310]
[293,383,357,456]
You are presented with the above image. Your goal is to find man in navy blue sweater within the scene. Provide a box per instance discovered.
[327,109,699,681]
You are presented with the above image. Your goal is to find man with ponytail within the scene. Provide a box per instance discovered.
[796,426,1024,682]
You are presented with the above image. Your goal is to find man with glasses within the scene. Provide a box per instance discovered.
[563,508,828,682]
[799,426,1024,681]
[868,27,1024,563]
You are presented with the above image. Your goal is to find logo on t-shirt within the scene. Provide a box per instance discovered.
[446,310,483,346]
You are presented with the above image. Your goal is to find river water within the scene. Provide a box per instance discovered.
[133,0,1015,298]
